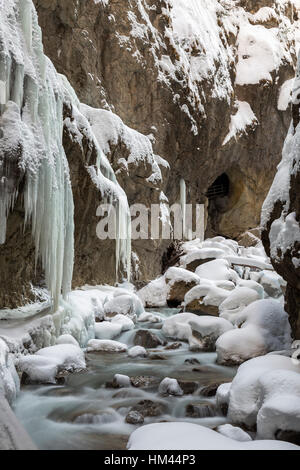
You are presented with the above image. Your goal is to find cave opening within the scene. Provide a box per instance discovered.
[206,173,230,200]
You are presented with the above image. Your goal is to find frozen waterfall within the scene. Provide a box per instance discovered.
[0,0,74,310]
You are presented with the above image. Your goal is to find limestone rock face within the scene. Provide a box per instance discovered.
[33,0,297,237]
[262,58,300,339]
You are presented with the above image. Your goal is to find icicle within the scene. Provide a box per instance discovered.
[180,178,187,240]
[0,0,74,311]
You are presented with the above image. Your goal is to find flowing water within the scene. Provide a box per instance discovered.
[13,308,236,450]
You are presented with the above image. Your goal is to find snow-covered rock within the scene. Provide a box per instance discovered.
[110,314,135,332]
[165,267,200,307]
[227,355,300,430]
[94,321,123,340]
[184,283,229,315]
[128,346,148,358]
[0,338,19,404]
[158,378,183,397]
[137,276,169,308]
[195,259,239,284]
[104,293,144,320]
[138,312,162,324]
[127,423,299,450]
[86,339,128,353]
[250,270,285,298]
[216,382,231,416]
[216,299,292,365]
[217,424,252,442]
[113,374,131,388]
[256,369,300,440]
[219,286,263,322]
[162,313,233,351]
[17,344,86,384]
[56,335,80,347]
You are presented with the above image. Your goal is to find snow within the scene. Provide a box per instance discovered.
[94,321,123,340]
[256,370,300,439]
[165,267,200,287]
[184,283,229,312]
[236,24,290,86]
[219,287,263,321]
[86,339,128,353]
[227,355,300,429]
[278,78,294,111]
[113,374,131,388]
[0,338,19,404]
[56,335,79,347]
[137,276,169,308]
[195,259,239,283]
[261,53,300,262]
[216,382,231,412]
[127,422,299,450]
[110,314,135,331]
[158,378,183,397]
[128,346,147,358]
[138,312,162,324]
[17,344,85,384]
[217,299,292,365]
[104,292,144,320]
[162,312,233,351]
[217,424,252,442]
[223,101,258,146]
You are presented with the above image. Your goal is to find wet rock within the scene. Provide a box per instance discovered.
[125,411,144,425]
[133,330,165,349]
[165,342,182,350]
[200,383,222,397]
[130,400,166,418]
[130,376,159,388]
[178,380,198,395]
[184,358,201,365]
[149,354,167,360]
[21,371,65,386]
[186,402,217,418]
[275,430,300,446]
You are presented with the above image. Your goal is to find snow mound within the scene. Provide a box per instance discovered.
[0,338,19,403]
[227,355,300,429]
[162,313,233,351]
[127,422,299,450]
[219,286,263,322]
[216,299,292,365]
[56,335,80,347]
[165,267,200,286]
[184,283,230,312]
[195,259,239,283]
[87,339,128,353]
[217,424,252,442]
[159,378,183,397]
[128,346,147,358]
[17,344,86,384]
[94,321,123,340]
[104,292,144,320]
[137,276,169,308]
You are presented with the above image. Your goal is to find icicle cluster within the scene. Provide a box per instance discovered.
[0,0,74,310]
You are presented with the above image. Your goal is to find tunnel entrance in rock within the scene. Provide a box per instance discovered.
[206,173,230,200]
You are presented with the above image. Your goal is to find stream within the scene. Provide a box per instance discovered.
[13,308,236,450]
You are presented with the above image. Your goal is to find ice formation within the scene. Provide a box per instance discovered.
[0,0,74,309]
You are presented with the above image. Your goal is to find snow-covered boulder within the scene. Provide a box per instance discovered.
[128,346,148,358]
[17,344,86,385]
[216,299,292,365]
[87,339,128,353]
[138,312,162,324]
[111,314,135,332]
[127,422,299,450]
[217,424,252,442]
[162,313,233,351]
[165,267,200,307]
[137,276,169,308]
[56,335,80,347]
[227,355,300,430]
[158,378,183,397]
[184,283,229,316]
[216,382,231,416]
[195,259,239,283]
[181,247,226,272]
[104,292,144,320]
[0,338,19,404]
[113,374,131,388]
[94,322,123,340]
[256,370,300,441]
[250,270,285,298]
[219,286,263,322]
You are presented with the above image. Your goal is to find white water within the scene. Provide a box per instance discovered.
[14,308,236,450]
